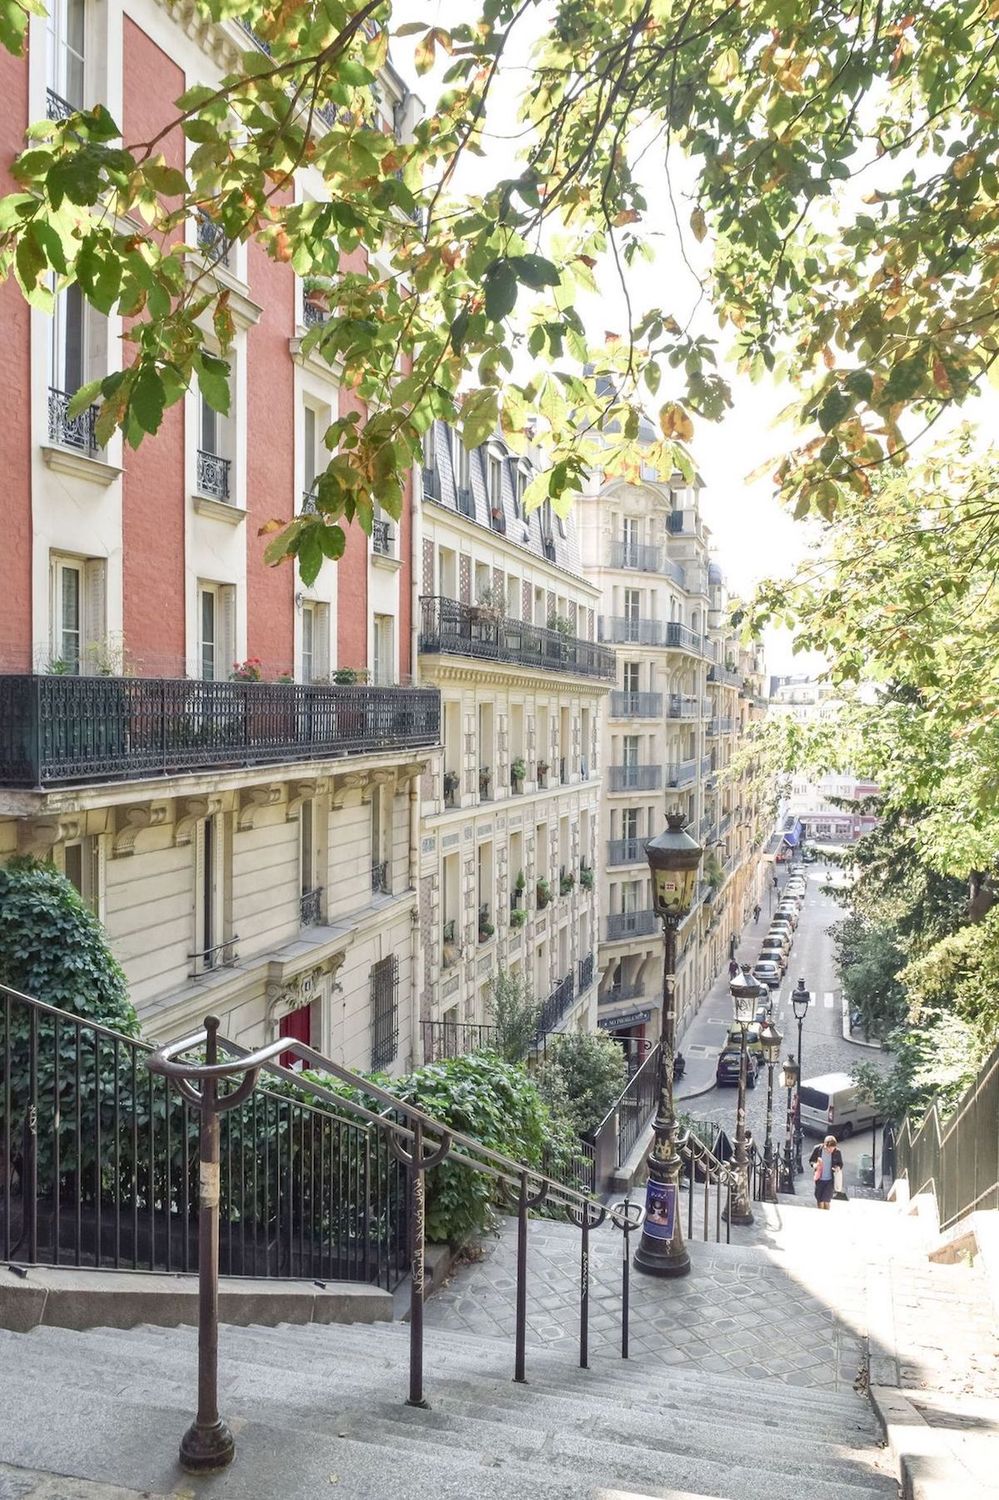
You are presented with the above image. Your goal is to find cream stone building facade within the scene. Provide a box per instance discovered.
[577,469,768,1048]
[415,423,613,1053]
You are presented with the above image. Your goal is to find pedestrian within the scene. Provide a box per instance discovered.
[728,958,739,979]
[809,1135,843,1211]
[752,903,761,923]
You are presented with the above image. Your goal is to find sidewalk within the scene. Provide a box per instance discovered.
[674,910,769,1102]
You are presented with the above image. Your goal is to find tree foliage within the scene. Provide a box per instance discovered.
[538,1030,627,1138]
[2,2,998,577]
[485,968,542,1063]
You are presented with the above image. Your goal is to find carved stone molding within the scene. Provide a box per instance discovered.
[174,794,224,846]
[236,784,283,832]
[112,804,168,858]
[18,816,83,861]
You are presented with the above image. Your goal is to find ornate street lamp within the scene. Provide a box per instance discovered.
[758,1018,783,1202]
[723,965,756,1227]
[791,977,810,1173]
[779,1053,798,1193]
[633,811,703,1278]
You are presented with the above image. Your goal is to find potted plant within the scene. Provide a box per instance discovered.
[478,765,491,798]
[303,276,331,317]
[559,869,575,897]
[469,582,503,623]
[536,759,550,783]
[443,770,460,805]
[510,756,526,790]
[478,903,494,942]
[510,907,527,929]
[231,658,263,682]
[441,918,459,969]
[514,868,526,898]
[536,876,552,910]
[546,610,574,637]
[579,864,594,892]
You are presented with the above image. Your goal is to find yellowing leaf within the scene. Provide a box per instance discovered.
[658,402,694,442]
[690,206,706,243]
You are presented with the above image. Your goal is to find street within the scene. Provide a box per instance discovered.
[677,862,890,1194]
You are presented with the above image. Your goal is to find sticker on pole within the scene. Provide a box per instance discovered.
[642,1181,676,1240]
[200,1161,220,1208]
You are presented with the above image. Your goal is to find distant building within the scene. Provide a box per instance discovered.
[768,678,879,843]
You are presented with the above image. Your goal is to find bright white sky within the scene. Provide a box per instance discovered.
[390,3,995,674]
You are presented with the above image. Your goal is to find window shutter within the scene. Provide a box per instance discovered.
[83,558,106,666]
[220,585,237,679]
[316,604,331,680]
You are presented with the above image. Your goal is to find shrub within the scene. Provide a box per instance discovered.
[485,969,542,1062]
[539,1031,627,1138]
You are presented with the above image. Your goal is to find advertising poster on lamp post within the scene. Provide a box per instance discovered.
[643,1181,677,1240]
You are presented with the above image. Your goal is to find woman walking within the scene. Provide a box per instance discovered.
[809,1135,843,1210]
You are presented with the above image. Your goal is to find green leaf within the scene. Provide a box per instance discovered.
[130,363,166,436]
[509,253,560,289]
[66,379,102,419]
[144,162,187,198]
[195,351,231,416]
[317,524,346,560]
[817,385,851,434]
[483,261,518,323]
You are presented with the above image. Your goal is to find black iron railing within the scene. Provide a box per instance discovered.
[456,485,475,518]
[608,540,661,572]
[609,690,662,718]
[535,973,575,1043]
[421,1019,499,1062]
[605,909,658,940]
[371,861,389,895]
[46,88,74,121]
[189,937,239,977]
[195,208,231,267]
[0,675,440,788]
[48,386,99,454]
[607,764,661,792]
[197,449,231,501]
[372,520,393,555]
[419,596,615,681]
[300,887,323,926]
[897,1044,999,1231]
[600,982,645,1005]
[0,985,408,1289]
[421,465,440,501]
[591,1044,661,1188]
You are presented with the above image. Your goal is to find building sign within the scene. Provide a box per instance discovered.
[598,1009,652,1031]
[643,1181,676,1240]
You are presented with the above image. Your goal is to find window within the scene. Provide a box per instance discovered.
[488,455,503,509]
[622,808,639,842]
[422,426,435,468]
[451,427,470,489]
[193,815,232,974]
[302,404,320,510]
[198,582,235,681]
[48,284,104,452]
[624,661,640,693]
[299,799,323,924]
[622,734,639,768]
[622,517,639,563]
[50,554,104,674]
[373,614,394,686]
[197,382,231,501]
[47,0,85,114]
[63,835,101,915]
[513,466,526,517]
[623,589,640,638]
[371,789,388,894]
[301,601,330,683]
[370,955,399,1068]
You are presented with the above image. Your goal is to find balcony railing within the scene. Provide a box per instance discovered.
[302,298,329,327]
[46,88,74,121]
[48,387,98,454]
[195,208,231,267]
[605,909,658,941]
[197,449,231,501]
[421,465,440,501]
[0,675,441,788]
[372,520,393,555]
[607,763,661,792]
[419,596,615,681]
[600,618,706,654]
[607,837,647,866]
[666,693,699,720]
[535,973,576,1040]
[456,485,475,518]
[600,982,645,1005]
[608,540,661,572]
[578,952,595,992]
[422,1019,499,1062]
[708,664,743,687]
[300,887,323,926]
[701,754,713,776]
[610,690,662,718]
[665,759,697,789]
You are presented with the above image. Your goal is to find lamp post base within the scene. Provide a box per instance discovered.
[633,1234,691,1278]
[179,1418,235,1474]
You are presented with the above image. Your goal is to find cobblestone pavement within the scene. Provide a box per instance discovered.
[426,1206,869,1392]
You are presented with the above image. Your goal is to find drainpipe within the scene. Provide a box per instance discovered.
[408,756,424,1070]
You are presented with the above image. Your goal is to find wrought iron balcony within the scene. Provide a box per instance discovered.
[605,909,658,941]
[607,763,661,792]
[302,489,318,514]
[701,754,713,776]
[600,981,645,1004]
[303,298,330,326]
[578,952,595,992]
[608,540,661,572]
[535,973,576,1039]
[419,596,615,681]
[300,887,323,926]
[610,690,662,718]
[456,485,475,518]
[46,88,74,121]
[0,675,441,788]
[607,837,648,866]
[197,449,231,501]
[421,465,440,501]
[663,557,686,587]
[195,208,231,267]
[708,664,743,687]
[372,520,393,555]
[665,759,697,789]
[48,387,99,454]
[422,1019,498,1062]
[666,693,701,720]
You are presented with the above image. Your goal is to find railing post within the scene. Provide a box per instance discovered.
[406,1118,429,1409]
[180,1016,235,1474]
[514,1171,529,1383]
[579,1211,590,1369]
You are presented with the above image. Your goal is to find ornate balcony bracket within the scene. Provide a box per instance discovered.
[238,784,284,832]
[18,815,84,861]
[174,794,224,846]
[284,778,327,821]
[113,803,168,858]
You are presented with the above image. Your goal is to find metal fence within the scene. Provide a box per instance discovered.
[419,597,614,681]
[0,675,441,788]
[0,985,408,1288]
[896,1044,999,1230]
[590,1044,661,1190]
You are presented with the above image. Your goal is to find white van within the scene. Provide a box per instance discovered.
[797,1072,878,1139]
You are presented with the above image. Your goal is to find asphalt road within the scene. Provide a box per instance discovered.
[678,863,891,1194]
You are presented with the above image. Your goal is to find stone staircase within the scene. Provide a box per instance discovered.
[0,1194,909,1500]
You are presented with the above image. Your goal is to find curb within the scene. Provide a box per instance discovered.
[840,996,883,1050]
[675,1076,719,1103]
[869,1384,998,1499]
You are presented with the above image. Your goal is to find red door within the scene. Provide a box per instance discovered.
[279,1003,312,1069]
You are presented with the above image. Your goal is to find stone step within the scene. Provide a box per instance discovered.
[6,1325,883,1465]
[0,1344,896,1500]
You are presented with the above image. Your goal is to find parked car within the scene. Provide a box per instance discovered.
[802,848,818,863]
[758,946,788,975]
[776,905,800,928]
[752,960,782,989]
[755,997,774,1024]
[715,1045,759,1088]
[798,1072,879,1138]
[725,1023,766,1070]
[765,926,792,950]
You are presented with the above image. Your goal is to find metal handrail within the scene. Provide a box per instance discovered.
[896,1043,999,1230]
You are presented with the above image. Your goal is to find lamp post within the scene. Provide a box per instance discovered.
[633,811,703,1278]
[723,966,756,1227]
[779,1054,798,1193]
[758,1018,783,1203]
[791,977,810,1173]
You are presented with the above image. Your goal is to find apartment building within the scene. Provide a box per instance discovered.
[0,0,439,1073]
[769,677,879,842]
[416,424,612,1055]
[577,468,768,1048]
